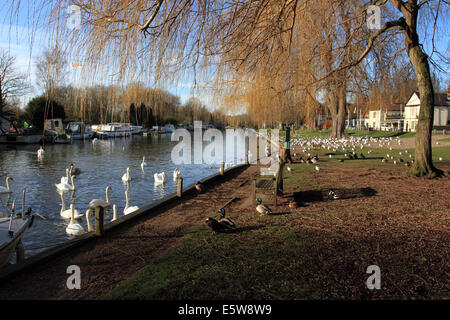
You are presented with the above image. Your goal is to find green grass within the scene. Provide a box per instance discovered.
[104,143,450,300]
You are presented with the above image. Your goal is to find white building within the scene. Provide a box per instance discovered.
[403,92,449,132]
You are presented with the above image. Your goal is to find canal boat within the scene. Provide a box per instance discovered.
[97,123,132,138]
[0,214,34,268]
[54,133,72,144]
[66,122,95,140]
[0,133,42,144]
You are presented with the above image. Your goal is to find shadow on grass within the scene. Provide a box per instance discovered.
[293,187,377,203]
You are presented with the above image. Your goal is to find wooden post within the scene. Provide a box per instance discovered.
[15,240,25,263]
[276,162,285,196]
[245,154,249,165]
[220,162,225,175]
[95,208,104,236]
[177,177,183,197]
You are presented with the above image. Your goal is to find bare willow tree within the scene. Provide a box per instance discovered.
[6,0,448,177]
[0,50,29,130]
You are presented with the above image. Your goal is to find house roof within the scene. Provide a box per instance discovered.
[407,92,448,106]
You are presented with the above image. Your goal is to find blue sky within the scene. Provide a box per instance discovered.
[0,1,448,110]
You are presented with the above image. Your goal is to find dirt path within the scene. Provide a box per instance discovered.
[0,165,259,300]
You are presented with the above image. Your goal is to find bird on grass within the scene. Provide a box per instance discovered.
[205,217,236,233]
[360,153,366,159]
[315,165,320,172]
[195,181,205,193]
[256,198,272,216]
[405,161,411,168]
[217,208,236,230]
[338,159,344,163]
[328,189,340,200]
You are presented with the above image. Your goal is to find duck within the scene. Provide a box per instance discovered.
[205,217,236,233]
[154,172,166,184]
[256,198,272,216]
[328,189,340,200]
[122,167,131,182]
[0,176,13,194]
[69,164,82,176]
[338,159,344,163]
[65,204,85,236]
[217,208,236,230]
[194,181,205,193]
[173,168,182,182]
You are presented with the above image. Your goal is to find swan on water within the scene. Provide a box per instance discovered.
[55,174,76,192]
[173,168,181,182]
[121,167,131,182]
[65,204,85,236]
[141,156,147,170]
[124,188,139,215]
[154,172,166,184]
[59,190,83,219]
[0,177,13,194]
[105,186,112,203]
[60,168,70,184]
[111,204,118,222]
[37,146,44,158]
[85,208,94,232]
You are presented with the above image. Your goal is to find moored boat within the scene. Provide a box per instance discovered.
[66,122,95,140]
[0,215,34,268]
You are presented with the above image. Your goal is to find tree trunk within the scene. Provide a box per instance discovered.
[329,84,346,139]
[403,8,442,177]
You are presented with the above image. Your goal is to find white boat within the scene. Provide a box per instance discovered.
[97,123,132,138]
[0,215,34,268]
[66,122,95,140]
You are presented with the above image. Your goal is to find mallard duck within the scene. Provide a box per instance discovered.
[328,189,340,200]
[195,181,205,193]
[205,217,236,232]
[218,208,236,230]
[256,198,272,216]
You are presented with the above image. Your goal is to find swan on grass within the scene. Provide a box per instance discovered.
[173,168,181,182]
[121,167,131,182]
[124,188,139,215]
[154,172,166,185]
[65,204,85,236]
[0,177,13,194]
[59,191,83,219]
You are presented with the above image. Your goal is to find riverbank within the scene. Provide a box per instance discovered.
[1,145,449,299]
[106,145,449,300]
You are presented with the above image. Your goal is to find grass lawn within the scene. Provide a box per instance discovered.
[105,145,450,300]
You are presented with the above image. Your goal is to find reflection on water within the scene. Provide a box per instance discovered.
[0,133,248,257]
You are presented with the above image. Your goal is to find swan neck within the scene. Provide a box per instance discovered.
[86,209,93,232]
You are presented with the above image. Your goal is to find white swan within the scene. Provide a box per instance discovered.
[173,168,181,182]
[59,191,83,219]
[37,146,44,158]
[85,208,94,232]
[105,186,112,203]
[60,168,70,184]
[124,188,139,215]
[65,204,85,236]
[111,204,118,222]
[0,177,13,194]
[56,174,75,192]
[141,156,147,170]
[154,172,166,184]
[121,167,131,182]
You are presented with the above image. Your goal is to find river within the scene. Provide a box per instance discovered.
[0,132,248,258]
